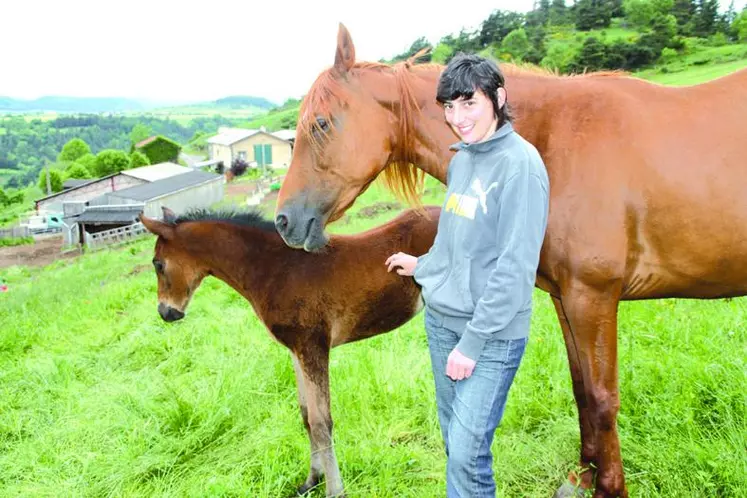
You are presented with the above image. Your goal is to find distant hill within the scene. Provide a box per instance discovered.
[214,96,276,109]
[0,94,277,114]
[0,96,151,113]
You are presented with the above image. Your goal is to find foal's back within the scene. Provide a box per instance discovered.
[261,206,440,349]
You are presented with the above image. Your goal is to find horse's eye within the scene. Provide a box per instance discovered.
[316,117,330,132]
[153,259,164,273]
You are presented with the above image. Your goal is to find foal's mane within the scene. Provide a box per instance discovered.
[175,208,276,232]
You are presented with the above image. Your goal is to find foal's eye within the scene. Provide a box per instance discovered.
[153,259,164,273]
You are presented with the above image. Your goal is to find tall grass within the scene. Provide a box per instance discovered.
[1,183,744,496]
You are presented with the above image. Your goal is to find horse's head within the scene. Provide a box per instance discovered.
[140,207,209,322]
[275,23,431,251]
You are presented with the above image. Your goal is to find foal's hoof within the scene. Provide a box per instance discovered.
[294,482,317,496]
[553,481,590,498]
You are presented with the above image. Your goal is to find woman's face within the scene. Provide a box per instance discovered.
[443,89,499,144]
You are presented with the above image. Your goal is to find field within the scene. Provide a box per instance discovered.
[1,175,745,497]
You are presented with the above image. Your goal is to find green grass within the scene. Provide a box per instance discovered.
[1,179,745,497]
[0,236,33,247]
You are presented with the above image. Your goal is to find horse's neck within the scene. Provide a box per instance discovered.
[410,68,556,182]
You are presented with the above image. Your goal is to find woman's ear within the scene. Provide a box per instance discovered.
[497,87,507,109]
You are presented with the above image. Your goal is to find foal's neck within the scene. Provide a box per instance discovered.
[184,221,285,305]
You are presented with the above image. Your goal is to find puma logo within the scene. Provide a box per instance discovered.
[471,178,499,214]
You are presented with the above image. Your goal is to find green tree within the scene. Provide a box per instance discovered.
[734,10,747,41]
[576,0,613,30]
[0,188,8,207]
[540,44,577,71]
[501,29,532,61]
[431,42,455,64]
[623,0,673,28]
[94,150,131,176]
[64,163,93,180]
[57,138,91,163]
[130,151,150,168]
[672,0,697,34]
[76,153,97,174]
[130,124,153,146]
[694,0,720,37]
[391,37,433,62]
[479,10,526,46]
[550,0,568,24]
[38,168,63,193]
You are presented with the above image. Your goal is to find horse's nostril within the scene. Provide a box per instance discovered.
[275,213,289,232]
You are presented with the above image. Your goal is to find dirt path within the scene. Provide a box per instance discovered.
[0,235,80,269]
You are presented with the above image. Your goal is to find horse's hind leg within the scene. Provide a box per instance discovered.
[291,353,324,495]
[295,343,345,497]
[552,296,596,496]
[558,281,628,498]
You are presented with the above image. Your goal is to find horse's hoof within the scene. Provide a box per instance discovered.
[553,481,589,498]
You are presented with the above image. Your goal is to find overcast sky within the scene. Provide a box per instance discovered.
[3,0,744,105]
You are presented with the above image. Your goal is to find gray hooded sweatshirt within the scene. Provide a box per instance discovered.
[413,122,549,361]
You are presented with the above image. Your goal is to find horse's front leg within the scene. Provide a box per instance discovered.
[558,280,628,498]
[295,342,344,497]
[291,353,324,495]
[552,296,597,497]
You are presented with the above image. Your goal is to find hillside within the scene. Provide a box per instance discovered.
[0,181,743,496]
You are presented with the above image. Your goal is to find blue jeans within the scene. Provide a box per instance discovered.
[425,309,528,498]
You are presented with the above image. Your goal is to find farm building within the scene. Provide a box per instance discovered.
[36,162,191,213]
[66,169,224,247]
[207,127,294,169]
[133,135,182,165]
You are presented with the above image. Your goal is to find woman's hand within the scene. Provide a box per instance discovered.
[446,348,476,380]
[385,252,418,276]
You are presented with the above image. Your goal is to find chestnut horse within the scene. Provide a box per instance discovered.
[274,24,747,498]
[140,206,439,497]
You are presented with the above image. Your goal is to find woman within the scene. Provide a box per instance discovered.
[385,54,550,497]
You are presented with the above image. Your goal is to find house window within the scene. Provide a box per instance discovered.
[237,151,247,161]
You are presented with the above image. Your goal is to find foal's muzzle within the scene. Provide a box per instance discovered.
[158,303,185,322]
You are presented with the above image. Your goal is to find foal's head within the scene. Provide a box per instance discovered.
[140,207,209,322]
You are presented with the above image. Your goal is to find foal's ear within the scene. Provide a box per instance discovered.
[162,206,177,224]
[139,213,175,240]
[334,23,355,75]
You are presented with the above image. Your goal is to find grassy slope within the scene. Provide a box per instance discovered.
[1,178,745,497]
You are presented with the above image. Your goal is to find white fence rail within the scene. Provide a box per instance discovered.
[86,222,150,250]
[0,226,31,239]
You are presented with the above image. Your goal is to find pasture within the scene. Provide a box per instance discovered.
[0,181,744,497]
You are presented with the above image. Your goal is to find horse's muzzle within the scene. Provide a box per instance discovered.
[158,303,185,322]
[275,201,329,252]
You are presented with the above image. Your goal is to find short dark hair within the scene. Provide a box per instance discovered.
[436,53,512,123]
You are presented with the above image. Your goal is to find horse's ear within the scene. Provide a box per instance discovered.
[139,212,175,240]
[334,23,355,75]
[162,206,177,224]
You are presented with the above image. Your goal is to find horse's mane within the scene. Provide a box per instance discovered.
[299,55,626,206]
[175,208,276,232]
[300,56,439,207]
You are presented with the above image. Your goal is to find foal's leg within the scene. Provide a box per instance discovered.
[296,343,344,497]
[559,281,627,498]
[291,353,324,495]
[552,296,596,496]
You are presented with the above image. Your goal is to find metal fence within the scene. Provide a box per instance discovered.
[86,222,151,250]
[0,226,30,239]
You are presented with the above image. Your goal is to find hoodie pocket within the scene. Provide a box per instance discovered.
[458,258,475,313]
